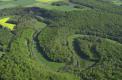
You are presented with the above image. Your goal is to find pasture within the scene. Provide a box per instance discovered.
[0,0,80,11]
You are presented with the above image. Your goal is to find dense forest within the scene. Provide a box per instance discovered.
[0,0,122,80]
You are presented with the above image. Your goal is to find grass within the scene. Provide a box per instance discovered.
[104,0,122,6]
[30,21,65,71]
[36,0,64,3]
[2,23,79,80]
[11,20,65,71]
[0,0,81,11]
[0,0,36,9]
[67,34,122,69]
[112,0,122,5]
[27,3,80,11]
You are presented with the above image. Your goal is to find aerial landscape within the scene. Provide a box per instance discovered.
[0,0,122,80]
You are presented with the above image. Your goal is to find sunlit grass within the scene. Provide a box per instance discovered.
[36,0,63,3]
[112,0,122,5]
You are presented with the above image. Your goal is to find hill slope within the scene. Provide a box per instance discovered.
[0,0,122,80]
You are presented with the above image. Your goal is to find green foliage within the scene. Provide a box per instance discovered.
[0,8,79,80]
[51,1,69,6]
[38,8,122,79]
[70,0,122,14]
[0,1,122,79]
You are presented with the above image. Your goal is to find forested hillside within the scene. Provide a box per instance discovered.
[0,0,122,80]
[70,0,122,14]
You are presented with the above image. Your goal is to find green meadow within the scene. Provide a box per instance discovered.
[112,0,122,5]
[0,0,79,11]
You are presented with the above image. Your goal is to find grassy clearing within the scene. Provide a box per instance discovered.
[27,3,80,11]
[104,0,122,5]
[31,21,65,71]
[67,34,97,69]
[11,20,65,71]
[0,0,35,9]
[112,0,122,5]
[36,0,64,3]
[0,0,81,11]
[67,34,122,69]
[2,26,79,80]
[0,0,13,1]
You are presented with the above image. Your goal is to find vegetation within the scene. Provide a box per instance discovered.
[37,7,122,80]
[0,0,78,11]
[70,0,122,14]
[0,0,122,80]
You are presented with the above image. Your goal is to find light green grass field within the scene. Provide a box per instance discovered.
[0,0,83,11]
[103,0,122,5]
[36,0,64,3]
[112,0,122,5]
[0,0,80,11]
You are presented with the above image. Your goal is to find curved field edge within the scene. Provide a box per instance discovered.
[67,34,122,67]
[0,19,79,80]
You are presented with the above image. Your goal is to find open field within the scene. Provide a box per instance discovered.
[0,0,81,11]
[112,0,122,5]
[36,0,64,3]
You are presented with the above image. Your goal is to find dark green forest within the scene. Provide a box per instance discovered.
[0,0,122,80]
